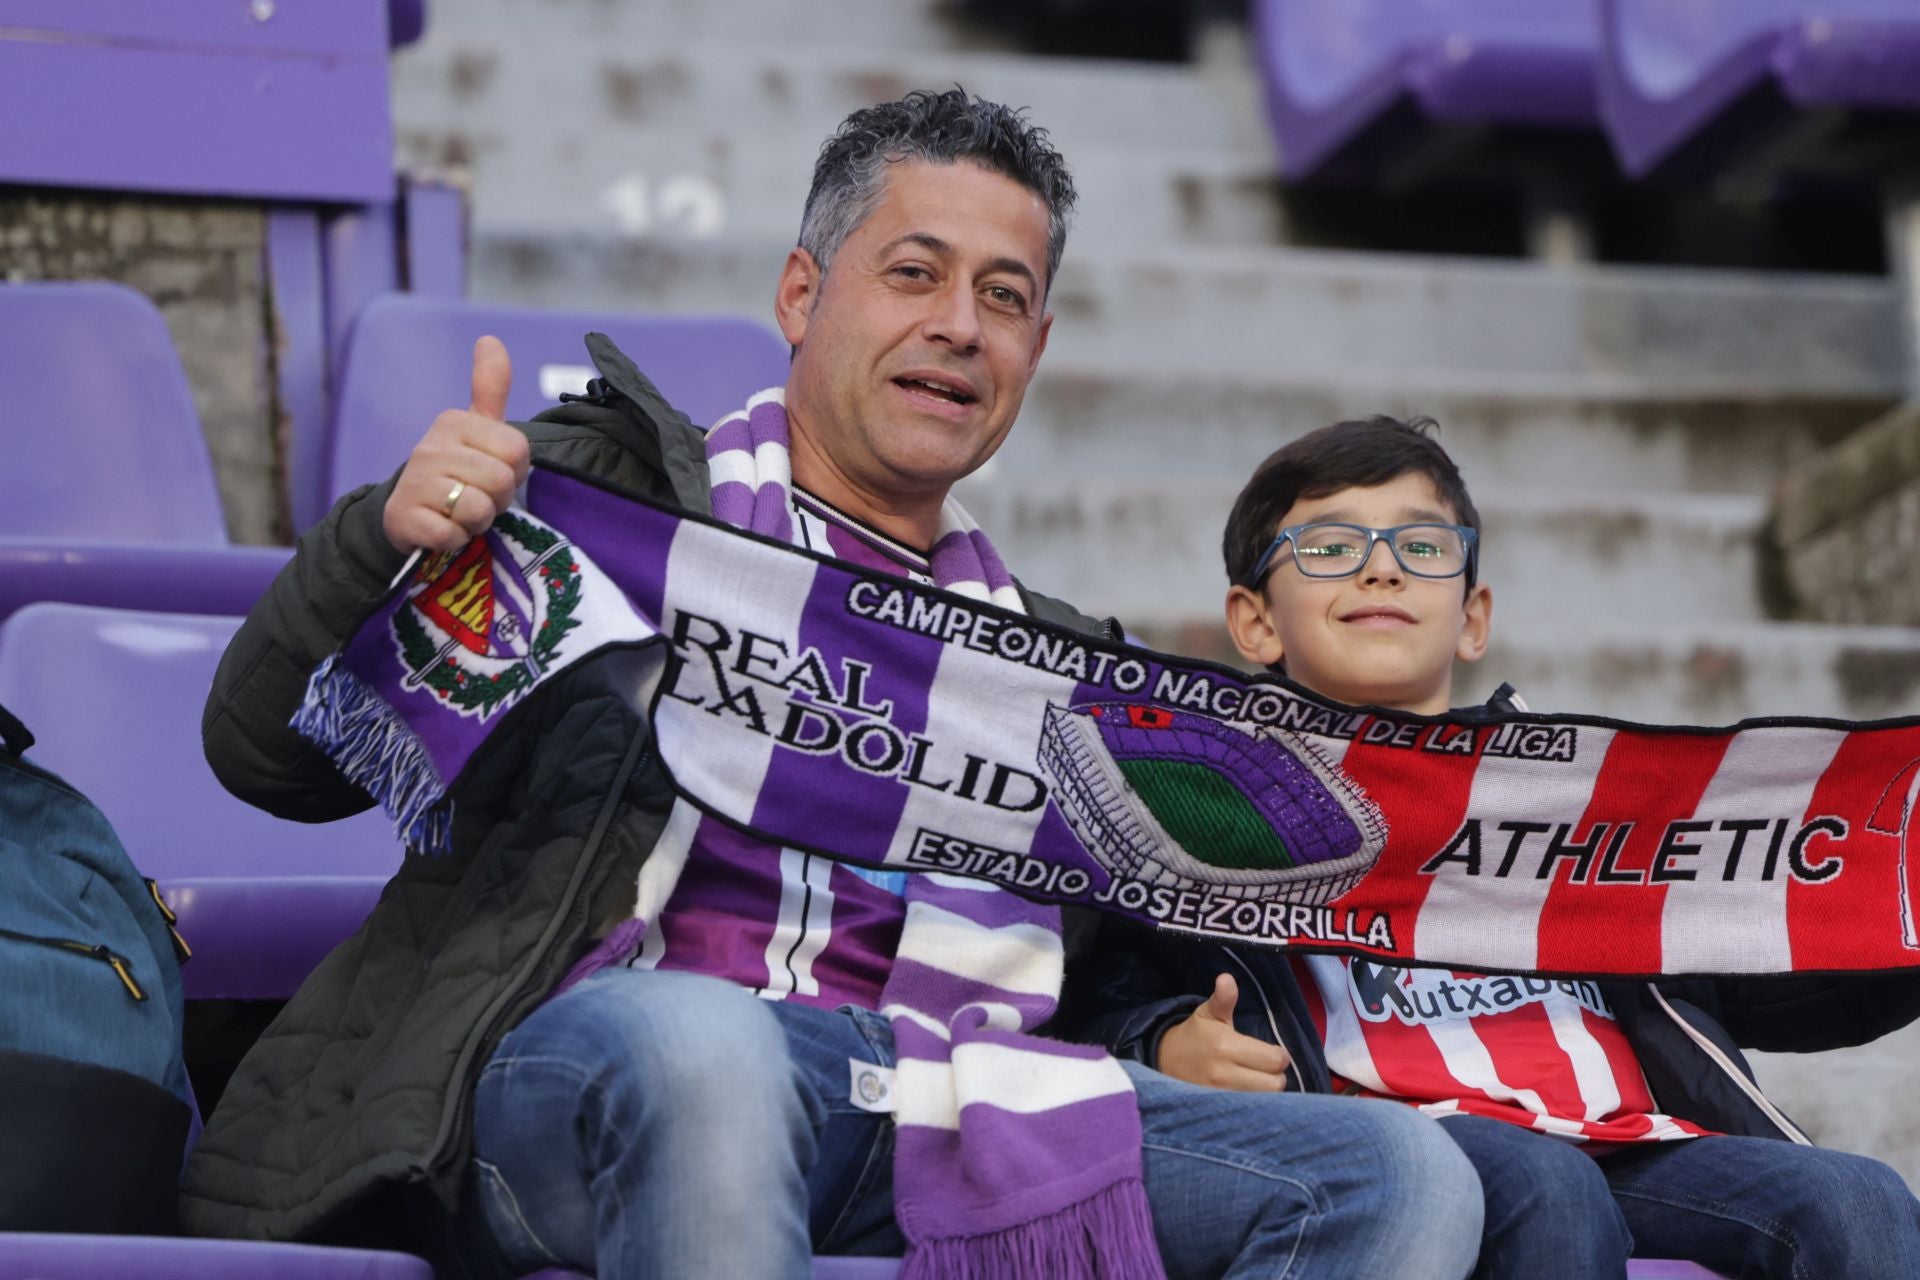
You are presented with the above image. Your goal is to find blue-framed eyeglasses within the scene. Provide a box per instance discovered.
[1244,522,1480,588]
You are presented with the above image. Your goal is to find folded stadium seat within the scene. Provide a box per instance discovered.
[0,1235,430,1280]
[0,604,404,1002]
[1251,0,1599,182]
[0,282,289,624]
[318,294,792,516]
[1599,0,1920,179]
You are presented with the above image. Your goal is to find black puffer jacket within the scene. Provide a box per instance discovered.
[181,336,1120,1249]
[1059,687,1920,1143]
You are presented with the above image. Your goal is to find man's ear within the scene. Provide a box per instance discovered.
[775,248,822,347]
[1029,309,1053,377]
[1456,582,1493,664]
[1225,584,1286,668]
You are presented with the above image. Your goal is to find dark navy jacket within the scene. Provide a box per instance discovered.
[1056,687,1920,1143]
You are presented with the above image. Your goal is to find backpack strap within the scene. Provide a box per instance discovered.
[0,703,32,758]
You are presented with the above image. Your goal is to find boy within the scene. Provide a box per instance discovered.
[1065,415,1920,1277]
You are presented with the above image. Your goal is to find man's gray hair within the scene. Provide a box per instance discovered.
[797,88,1077,294]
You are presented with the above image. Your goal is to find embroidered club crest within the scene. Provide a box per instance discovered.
[392,511,584,719]
[1038,702,1386,905]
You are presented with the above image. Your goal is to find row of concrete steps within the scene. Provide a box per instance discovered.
[472,232,1902,396]
[391,16,1273,249]
[989,368,1887,493]
[394,35,1268,159]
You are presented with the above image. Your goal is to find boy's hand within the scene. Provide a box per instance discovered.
[382,335,532,554]
[1156,973,1292,1092]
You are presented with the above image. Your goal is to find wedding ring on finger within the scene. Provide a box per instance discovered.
[440,480,468,520]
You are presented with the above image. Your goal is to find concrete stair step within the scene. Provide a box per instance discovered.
[1012,252,1901,393]
[392,40,1269,230]
[1479,491,1767,627]
[1484,622,1920,723]
[468,233,1905,396]
[958,479,1772,629]
[401,131,1278,247]
[401,0,998,55]
[394,36,1272,246]
[987,361,1887,497]
[391,40,1268,154]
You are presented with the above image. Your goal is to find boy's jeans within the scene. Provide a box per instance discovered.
[466,968,1484,1279]
[1440,1112,1920,1279]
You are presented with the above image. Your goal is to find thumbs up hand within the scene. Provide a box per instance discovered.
[1156,973,1293,1092]
[381,335,534,554]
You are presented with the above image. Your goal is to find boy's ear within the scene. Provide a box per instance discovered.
[1225,584,1286,668]
[1456,582,1493,664]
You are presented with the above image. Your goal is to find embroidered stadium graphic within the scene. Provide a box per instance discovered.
[393,511,584,718]
[1868,755,1920,951]
[1038,702,1387,904]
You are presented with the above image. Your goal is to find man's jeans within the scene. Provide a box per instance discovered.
[466,968,1484,1279]
[1440,1112,1920,1279]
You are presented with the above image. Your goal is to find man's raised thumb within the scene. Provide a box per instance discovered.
[470,334,512,421]
[1199,972,1239,1023]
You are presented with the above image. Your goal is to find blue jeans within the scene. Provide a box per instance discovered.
[466,968,1483,1279]
[1440,1113,1920,1279]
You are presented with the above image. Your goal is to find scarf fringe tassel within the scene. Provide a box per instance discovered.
[291,655,453,856]
[900,1180,1168,1280]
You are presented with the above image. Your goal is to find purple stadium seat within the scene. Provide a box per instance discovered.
[0,542,291,629]
[1600,0,1920,178]
[1253,0,1600,181]
[0,282,224,543]
[0,1234,430,1280]
[0,604,405,1001]
[0,282,290,622]
[0,3,391,204]
[319,295,791,517]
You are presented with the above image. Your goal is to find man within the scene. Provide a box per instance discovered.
[185,90,1483,1278]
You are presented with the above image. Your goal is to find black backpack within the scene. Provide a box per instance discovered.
[0,701,192,1234]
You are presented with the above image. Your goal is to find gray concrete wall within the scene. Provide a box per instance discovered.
[1771,402,1920,628]
[1758,400,1920,1192]
[0,191,283,544]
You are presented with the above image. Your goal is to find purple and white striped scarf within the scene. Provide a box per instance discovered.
[696,390,1162,1278]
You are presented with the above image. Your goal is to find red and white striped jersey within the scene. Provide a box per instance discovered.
[1297,955,1715,1147]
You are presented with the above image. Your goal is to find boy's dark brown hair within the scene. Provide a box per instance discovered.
[1221,414,1482,589]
